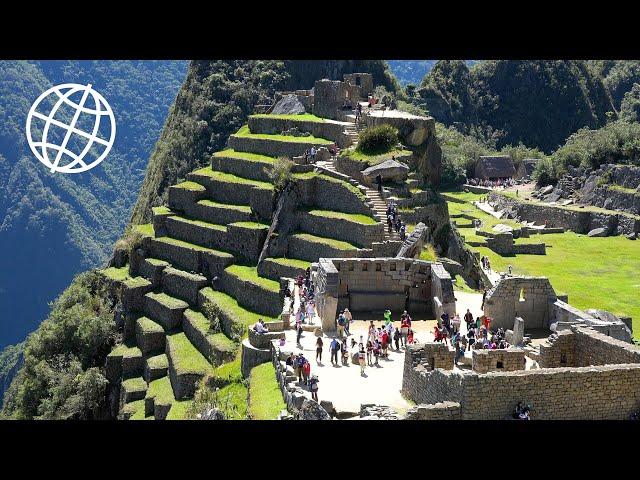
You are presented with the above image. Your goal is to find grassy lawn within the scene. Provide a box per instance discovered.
[250,113,326,123]
[173,181,206,192]
[146,376,174,405]
[248,363,286,420]
[225,265,280,293]
[235,125,332,144]
[166,332,214,375]
[444,190,640,336]
[102,266,129,282]
[306,209,378,225]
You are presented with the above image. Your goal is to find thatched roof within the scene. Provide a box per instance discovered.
[475,155,516,179]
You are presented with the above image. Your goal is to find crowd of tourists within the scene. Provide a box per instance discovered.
[385,201,407,240]
[468,177,516,189]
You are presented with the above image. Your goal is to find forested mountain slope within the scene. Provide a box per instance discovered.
[0,61,187,352]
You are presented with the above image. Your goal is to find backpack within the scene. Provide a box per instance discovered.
[337,315,345,326]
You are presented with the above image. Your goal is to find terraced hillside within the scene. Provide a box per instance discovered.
[100,114,392,419]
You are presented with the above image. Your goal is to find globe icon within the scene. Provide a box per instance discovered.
[26,83,116,174]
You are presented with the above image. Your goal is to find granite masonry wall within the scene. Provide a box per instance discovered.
[247,116,350,148]
[472,348,526,374]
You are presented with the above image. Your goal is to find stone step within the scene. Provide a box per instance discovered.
[144,375,175,420]
[144,354,169,383]
[143,292,190,332]
[135,316,166,356]
[182,309,237,366]
[136,257,170,288]
[160,265,209,306]
[220,265,282,318]
[211,149,275,183]
[191,199,253,225]
[288,232,360,262]
[164,215,228,252]
[259,257,310,282]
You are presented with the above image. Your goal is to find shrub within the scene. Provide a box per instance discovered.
[268,157,293,191]
[356,125,399,155]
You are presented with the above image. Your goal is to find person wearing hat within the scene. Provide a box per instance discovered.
[383,309,392,326]
[343,308,353,335]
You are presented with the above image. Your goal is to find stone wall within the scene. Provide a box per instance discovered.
[489,191,640,235]
[485,232,546,255]
[313,79,359,120]
[483,276,557,330]
[220,270,282,318]
[228,134,330,159]
[430,262,456,318]
[404,401,462,420]
[295,173,372,216]
[401,345,463,405]
[573,326,640,366]
[315,258,340,332]
[472,348,526,374]
[297,210,384,248]
[247,116,349,148]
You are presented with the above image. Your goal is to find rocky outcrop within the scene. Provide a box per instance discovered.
[362,159,409,183]
[272,94,306,115]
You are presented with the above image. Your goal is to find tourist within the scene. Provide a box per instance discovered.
[407,329,414,345]
[368,321,376,344]
[400,223,406,241]
[341,340,349,366]
[302,358,311,385]
[394,216,402,233]
[358,344,366,375]
[376,173,383,193]
[508,265,513,275]
[387,214,393,234]
[381,328,389,357]
[441,326,449,346]
[286,352,295,368]
[343,308,353,335]
[386,322,394,350]
[460,333,468,351]
[400,314,411,347]
[483,316,492,335]
[306,301,315,323]
[366,340,373,365]
[309,375,319,401]
[253,319,269,333]
[440,312,451,334]
[296,322,303,346]
[451,314,461,334]
[464,309,474,331]
[373,339,381,366]
[296,354,306,383]
[454,341,464,365]
[481,289,487,310]
[336,311,346,338]
[434,325,442,343]
[330,337,340,366]
[475,316,482,333]
[316,336,323,363]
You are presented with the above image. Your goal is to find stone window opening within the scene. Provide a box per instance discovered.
[519,288,526,302]
[348,262,354,271]
[362,263,368,271]
[405,262,411,271]
[355,76,361,86]
[376,263,381,272]
[496,361,504,369]
[390,263,396,271]
[560,352,567,365]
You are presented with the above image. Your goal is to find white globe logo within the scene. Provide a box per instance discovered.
[26,83,116,174]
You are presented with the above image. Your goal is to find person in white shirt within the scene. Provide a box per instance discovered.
[253,319,269,333]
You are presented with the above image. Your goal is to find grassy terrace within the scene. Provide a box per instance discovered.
[191,166,274,190]
[225,265,280,293]
[213,148,276,163]
[146,376,174,406]
[294,232,359,250]
[173,181,206,192]
[342,147,412,166]
[608,184,639,195]
[135,223,154,237]
[267,257,311,269]
[153,236,234,257]
[166,332,213,375]
[230,221,270,229]
[293,171,366,201]
[198,199,251,213]
[305,209,378,225]
[444,190,640,336]
[248,363,286,420]
[200,288,278,326]
[171,215,227,231]
[102,266,129,282]
[250,113,326,122]
[234,125,333,144]
[109,343,141,359]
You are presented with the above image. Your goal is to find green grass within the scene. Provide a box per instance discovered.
[200,288,278,327]
[343,147,412,166]
[294,232,359,251]
[166,400,193,420]
[166,332,214,375]
[146,376,175,405]
[172,215,227,231]
[225,265,280,293]
[198,199,251,213]
[153,236,234,257]
[608,184,639,195]
[295,172,366,201]
[123,399,146,420]
[212,351,243,385]
[122,377,147,393]
[250,113,326,123]
[248,363,286,420]
[267,257,311,269]
[452,274,477,293]
[215,382,248,420]
[419,244,437,261]
[213,148,276,163]
[101,266,129,282]
[152,206,173,216]
[109,343,141,359]
[229,221,270,230]
[192,167,274,190]
[306,209,378,225]
[147,354,168,370]
[135,223,155,237]
[445,190,640,336]
[147,291,189,310]
[234,124,332,144]
[123,276,151,289]
[137,316,163,334]
[174,181,206,192]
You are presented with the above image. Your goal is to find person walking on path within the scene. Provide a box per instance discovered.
[302,359,311,385]
[296,354,306,383]
[309,375,319,401]
[400,314,411,348]
[336,311,346,338]
[330,337,340,366]
[464,309,474,331]
[296,322,303,347]
[376,173,383,193]
[358,344,366,376]
[393,327,400,350]
[341,340,349,366]
[481,290,487,310]
[373,339,381,366]
[343,308,353,335]
[316,336,323,363]
[366,340,373,365]
[384,309,392,326]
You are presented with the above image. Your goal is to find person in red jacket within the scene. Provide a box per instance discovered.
[302,360,311,386]
[381,329,389,358]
